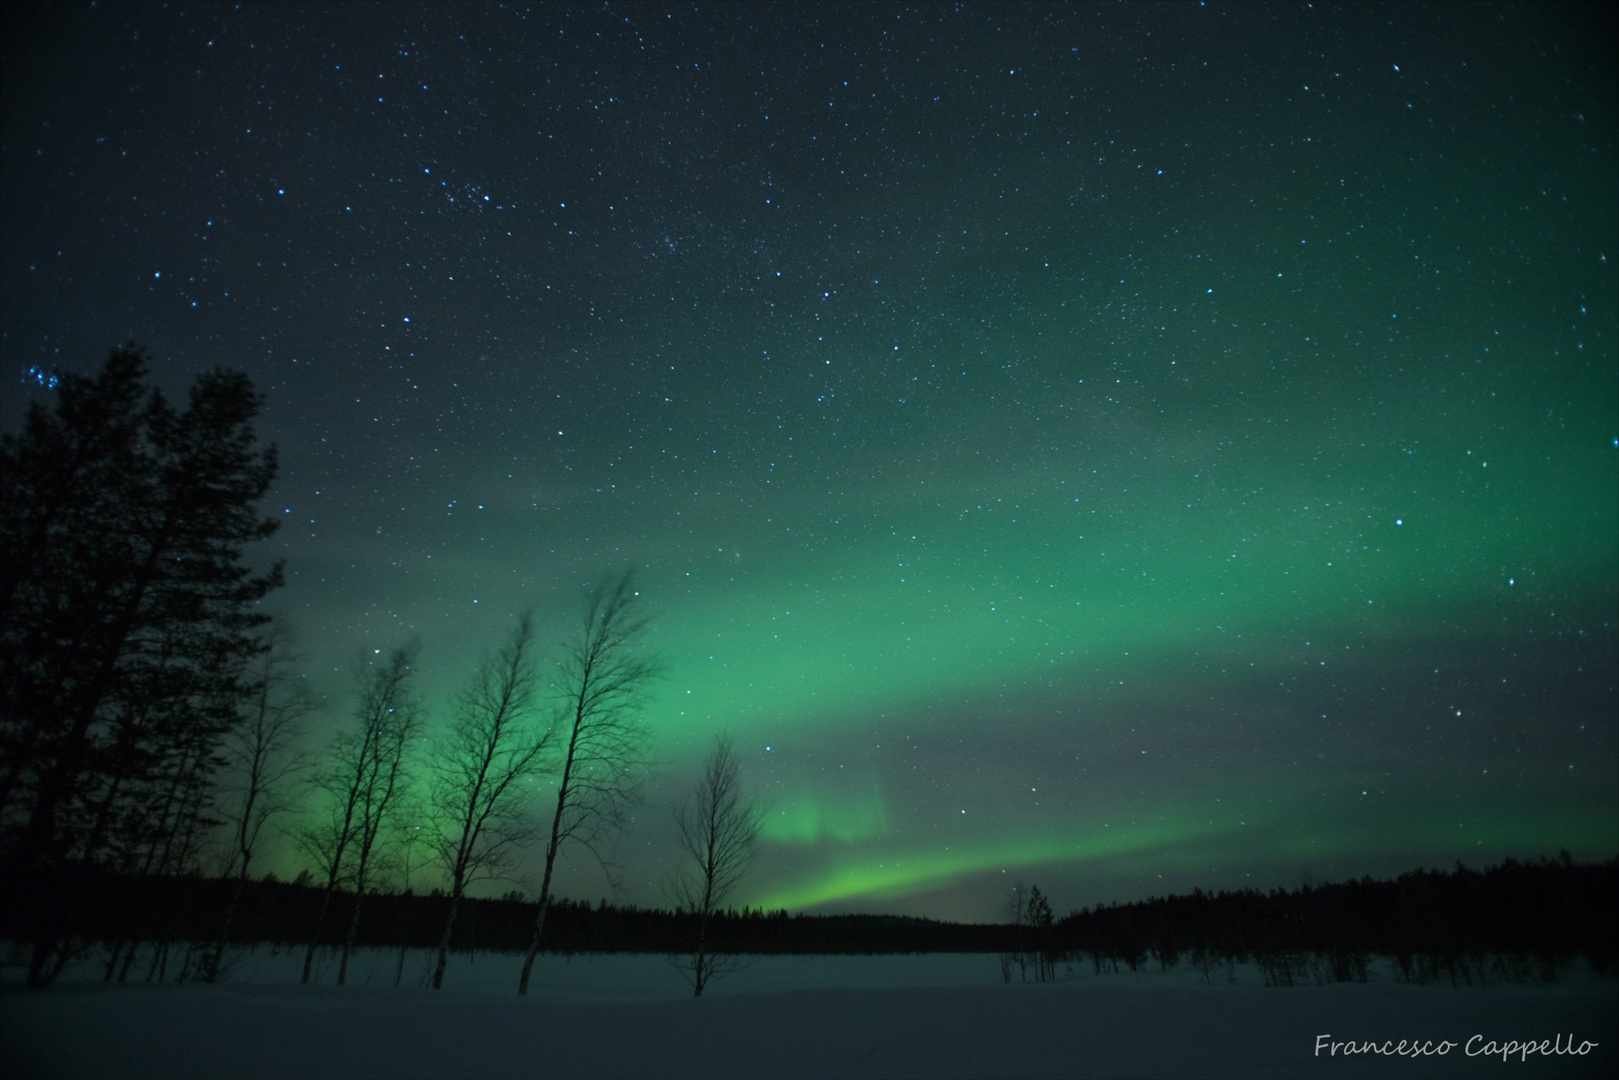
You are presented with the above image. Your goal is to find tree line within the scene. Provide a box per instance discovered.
[1050,853,1617,987]
[985,854,1617,987]
[4,854,1612,986]
[1,347,764,994]
[1,872,978,965]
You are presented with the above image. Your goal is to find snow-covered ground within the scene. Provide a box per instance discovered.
[3,947,1614,1078]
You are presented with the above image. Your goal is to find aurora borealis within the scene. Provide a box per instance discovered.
[3,2,1614,921]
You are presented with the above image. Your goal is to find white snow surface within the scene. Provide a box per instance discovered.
[3,948,1614,1078]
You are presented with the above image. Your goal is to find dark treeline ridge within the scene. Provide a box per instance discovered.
[3,854,1613,984]
[0,865,1003,958]
[1051,853,1617,986]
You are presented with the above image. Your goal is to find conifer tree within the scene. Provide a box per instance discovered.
[1,345,281,985]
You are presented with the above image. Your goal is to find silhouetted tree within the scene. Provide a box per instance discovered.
[999,882,1057,982]
[1002,882,1030,981]
[427,614,553,989]
[199,624,314,982]
[671,734,764,996]
[296,645,421,984]
[0,345,281,987]
[517,573,659,995]
[1,350,150,830]
[1026,884,1056,980]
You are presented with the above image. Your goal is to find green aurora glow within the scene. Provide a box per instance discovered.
[5,2,1614,918]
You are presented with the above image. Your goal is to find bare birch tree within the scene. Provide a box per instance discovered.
[387,793,430,987]
[516,573,659,995]
[670,734,764,996]
[427,614,553,989]
[296,644,421,985]
[199,627,314,982]
[334,680,418,985]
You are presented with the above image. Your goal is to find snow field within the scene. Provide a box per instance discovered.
[3,949,1614,1078]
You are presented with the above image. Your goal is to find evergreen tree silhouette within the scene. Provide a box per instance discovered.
[0,345,281,985]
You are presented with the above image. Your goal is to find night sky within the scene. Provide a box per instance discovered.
[3,2,1615,922]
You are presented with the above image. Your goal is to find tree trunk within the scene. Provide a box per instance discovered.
[691,870,716,996]
[301,882,339,984]
[519,742,578,995]
[118,941,139,982]
[338,889,368,986]
[431,877,465,989]
[692,911,712,997]
[103,940,125,982]
[145,939,168,982]
[202,872,250,984]
[516,836,561,995]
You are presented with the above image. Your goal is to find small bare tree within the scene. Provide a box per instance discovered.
[1002,882,1029,982]
[296,643,422,985]
[670,734,764,996]
[427,614,553,989]
[517,573,659,996]
[200,626,315,983]
[1001,882,1056,983]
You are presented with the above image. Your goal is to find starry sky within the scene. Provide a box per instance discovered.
[3,2,1615,922]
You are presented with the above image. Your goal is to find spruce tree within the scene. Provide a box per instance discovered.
[0,346,282,880]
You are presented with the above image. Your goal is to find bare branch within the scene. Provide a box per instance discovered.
[294,642,422,985]
[669,734,765,996]
[426,614,554,989]
[517,571,660,995]
[215,624,315,882]
[197,623,316,982]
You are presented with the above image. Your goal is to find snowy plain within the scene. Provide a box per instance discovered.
[3,946,1614,1079]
